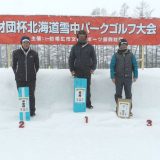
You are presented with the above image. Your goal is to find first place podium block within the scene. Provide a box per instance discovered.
[73,78,87,112]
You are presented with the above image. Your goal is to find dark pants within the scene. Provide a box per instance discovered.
[16,81,36,114]
[75,72,91,107]
[115,77,132,104]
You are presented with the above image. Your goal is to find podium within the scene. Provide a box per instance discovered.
[73,78,87,112]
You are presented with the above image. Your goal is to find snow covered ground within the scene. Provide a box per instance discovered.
[0,68,160,160]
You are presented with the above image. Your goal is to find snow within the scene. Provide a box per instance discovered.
[0,68,160,160]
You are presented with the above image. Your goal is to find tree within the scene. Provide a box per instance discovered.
[101,8,107,16]
[91,8,101,16]
[119,3,129,17]
[110,11,118,17]
[91,8,107,16]
[134,1,154,18]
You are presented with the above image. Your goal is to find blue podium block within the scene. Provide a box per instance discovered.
[18,87,30,121]
[73,78,87,112]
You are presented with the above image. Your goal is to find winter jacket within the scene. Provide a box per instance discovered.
[69,43,97,75]
[12,47,39,82]
[110,49,138,79]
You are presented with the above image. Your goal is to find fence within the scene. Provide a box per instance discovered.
[0,44,160,69]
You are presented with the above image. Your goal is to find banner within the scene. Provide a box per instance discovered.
[0,15,160,45]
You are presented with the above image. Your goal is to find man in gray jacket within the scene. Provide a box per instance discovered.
[69,30,97,109]
[110,39,138,116]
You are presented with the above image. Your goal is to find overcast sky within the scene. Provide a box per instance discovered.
[0,0,159,17]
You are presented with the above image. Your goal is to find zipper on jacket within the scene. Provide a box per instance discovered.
[21,46,30,81]
[25,55,28,81]
[16,63,19,73]
[123,53,126,78]
[34,65,36,74]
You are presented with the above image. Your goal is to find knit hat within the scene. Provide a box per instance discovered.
[119,39,128,47]
[77,30,87,38]
[20,36,30,44]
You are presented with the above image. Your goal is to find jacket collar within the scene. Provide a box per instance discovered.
[77,42,88,48]
[117,49,130,55]
[20,46,31,56]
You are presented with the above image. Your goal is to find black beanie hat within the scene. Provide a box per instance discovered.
[119,39,128,47]
[77,30,87,38]
[20,36,30,44]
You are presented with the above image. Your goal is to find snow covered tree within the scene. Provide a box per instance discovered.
[91,8,107,16]
[119,3,129,17]
[134,1,154,18]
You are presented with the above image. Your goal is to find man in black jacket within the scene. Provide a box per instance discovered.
[69,30,97,109]
[12,36,39,116]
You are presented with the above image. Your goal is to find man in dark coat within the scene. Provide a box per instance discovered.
[110,39,138,116]
[12,36,39,116]
[69,30,97,109]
